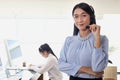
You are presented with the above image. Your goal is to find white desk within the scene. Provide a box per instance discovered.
[5,67,28,79]
[5,67,41,80]
[6,67,28,70]
[0,69,7,80]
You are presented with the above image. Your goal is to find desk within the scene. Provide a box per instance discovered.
[5,67,28,78]
[6,67,28,70]
[6,67,44,80]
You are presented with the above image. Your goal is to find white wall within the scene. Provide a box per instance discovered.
[0,0,120,18]
[0,0,74,67]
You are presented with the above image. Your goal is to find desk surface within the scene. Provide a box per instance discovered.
[6,67,44,80]
[6,67,28,70]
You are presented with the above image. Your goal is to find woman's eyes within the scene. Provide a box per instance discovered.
[82,15,87,17]
[74,15,79,18]
[74,14,87,18]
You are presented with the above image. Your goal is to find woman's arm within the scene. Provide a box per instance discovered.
[29,57,54,74]
[58,37,81,76]
[92,36,109,72]
[77,66,104,77]
[90,25,108,72]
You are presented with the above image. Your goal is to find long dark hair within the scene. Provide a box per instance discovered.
[72,2,96,35]
[39,43,58,60]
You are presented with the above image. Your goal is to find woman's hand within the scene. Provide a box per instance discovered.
[89,24,101,48]
[92,71,104,78]
[77,66,104,77]
[89,24,100,37]
[29,64,36,67]
[29,64,33,67]
[28,64,36,70]
[88,69,104,78]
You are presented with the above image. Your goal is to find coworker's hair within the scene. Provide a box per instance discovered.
[72,2,96,35]
[39,43,58,60]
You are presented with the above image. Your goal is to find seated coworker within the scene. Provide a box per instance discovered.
[28,43,62,80]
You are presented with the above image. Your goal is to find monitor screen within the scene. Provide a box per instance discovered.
[5,40,23,67]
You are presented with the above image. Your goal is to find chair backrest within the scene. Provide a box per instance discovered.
[38,74,44,80]
[103,66,117,80]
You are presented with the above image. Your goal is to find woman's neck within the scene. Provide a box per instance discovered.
[79,30,91,37]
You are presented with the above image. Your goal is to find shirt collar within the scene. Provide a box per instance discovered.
[77,32,93,41]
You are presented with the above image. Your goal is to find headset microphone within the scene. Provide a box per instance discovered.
[86,25,90,29]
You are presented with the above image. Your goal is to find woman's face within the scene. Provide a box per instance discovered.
[40,51,49,58]
[73,8,90,31]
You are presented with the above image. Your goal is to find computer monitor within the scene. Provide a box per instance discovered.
[5,40,23,67]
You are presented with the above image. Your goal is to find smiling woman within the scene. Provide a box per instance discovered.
[58,2,109,80]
